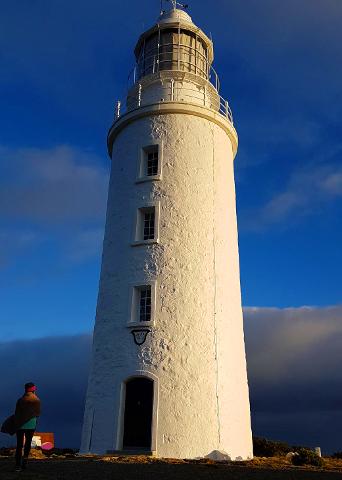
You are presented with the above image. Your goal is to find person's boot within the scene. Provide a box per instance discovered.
[14,456,22,472]
[22,457,28,470]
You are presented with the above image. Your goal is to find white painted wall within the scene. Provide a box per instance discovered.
[80,108,253,459]
[127,73,220,114]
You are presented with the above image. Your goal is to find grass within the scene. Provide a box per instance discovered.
[1,451,342,479]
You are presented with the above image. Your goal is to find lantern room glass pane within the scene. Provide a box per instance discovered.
[137,28,208,79]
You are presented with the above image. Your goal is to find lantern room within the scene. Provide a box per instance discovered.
[134,9,214,82]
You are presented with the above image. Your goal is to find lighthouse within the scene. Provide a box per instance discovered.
[80,3,253,460]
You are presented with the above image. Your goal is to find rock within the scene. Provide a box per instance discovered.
[314,447,322,457]
[205,450,231,462]
[286,452,298,460]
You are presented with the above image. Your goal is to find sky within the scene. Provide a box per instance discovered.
[0,0,341,453]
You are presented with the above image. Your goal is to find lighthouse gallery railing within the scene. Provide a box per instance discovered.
[114,42,234,125]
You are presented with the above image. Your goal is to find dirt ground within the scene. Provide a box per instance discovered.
[1,455,342,480]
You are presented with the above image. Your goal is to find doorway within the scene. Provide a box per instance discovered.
[123,377,154,450]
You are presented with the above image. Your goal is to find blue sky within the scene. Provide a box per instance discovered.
[1,0,342,451]
[1,0,341,341]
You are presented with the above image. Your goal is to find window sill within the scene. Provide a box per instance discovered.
[126,321,154,328]
[135,175,162,184]
[131,239,159,247]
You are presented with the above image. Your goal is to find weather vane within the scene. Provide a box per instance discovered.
[160,0,189,14]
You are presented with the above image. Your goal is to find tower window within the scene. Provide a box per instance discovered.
[139,285,152,322]
[147,150,158,176]
[143,209,155,240]
[129,281,156,326]
[136,144,162,182]
[133,202,160,246]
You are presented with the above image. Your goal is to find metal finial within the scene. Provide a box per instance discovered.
[174,0,189,8]
[161,0,188,11]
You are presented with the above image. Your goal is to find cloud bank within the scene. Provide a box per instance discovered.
[245,306,342,452]
[0,335,92,448]
[1,306,342,453]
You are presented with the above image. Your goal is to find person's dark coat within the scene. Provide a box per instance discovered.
[14,392,41,428]
[1,415,16,435]
[1,392,41,435]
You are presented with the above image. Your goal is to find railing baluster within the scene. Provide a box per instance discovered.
[171,78,175,101]
[115,100,121,119]
[225,100,229,119]
[138,84,142,107]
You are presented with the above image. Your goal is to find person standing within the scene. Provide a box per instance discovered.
[14,382,41,472]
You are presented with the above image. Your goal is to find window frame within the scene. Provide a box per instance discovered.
[132,201,160,247]
[128,280,157,327]
[136,142,163,183]
[142,209,155,241]
[138,284,152,323]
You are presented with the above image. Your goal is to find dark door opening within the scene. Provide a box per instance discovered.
[123,377,153,450]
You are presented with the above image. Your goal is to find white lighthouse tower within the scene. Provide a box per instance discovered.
[81,2,253,460]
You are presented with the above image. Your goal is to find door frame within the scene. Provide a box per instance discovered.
[116,370,159,453]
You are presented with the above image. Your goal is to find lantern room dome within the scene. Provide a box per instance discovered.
[158,8,193,25]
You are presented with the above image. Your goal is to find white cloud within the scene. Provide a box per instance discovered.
[66,228,104,263]
[0,145,109,267]
[0,145,109,224]
[0,229,41,268]
[321,172,342,196]
[242,161,342,230]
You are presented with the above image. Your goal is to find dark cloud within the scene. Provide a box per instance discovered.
[0,335,92,448]
[245,306,342,452]
[253,410,342,453]
[1,306,342,453]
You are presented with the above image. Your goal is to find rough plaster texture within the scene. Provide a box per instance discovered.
[80,107,253,459]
